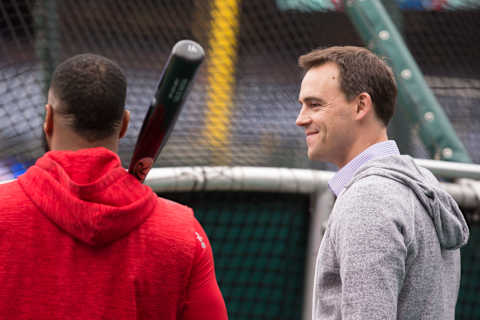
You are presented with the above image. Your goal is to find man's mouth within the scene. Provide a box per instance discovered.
[306,131,318,145]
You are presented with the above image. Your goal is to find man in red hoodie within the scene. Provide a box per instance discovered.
[0,53,228,319]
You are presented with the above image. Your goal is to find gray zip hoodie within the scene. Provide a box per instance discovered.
[313,155,469,320]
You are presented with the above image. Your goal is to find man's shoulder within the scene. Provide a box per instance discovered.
[138,197,200,264]
[144,196,197,240]
[0,179,29,206]
[0,180,36,232]
[154,196,194,221]
[332,173,415,233]
[342,173,412,202]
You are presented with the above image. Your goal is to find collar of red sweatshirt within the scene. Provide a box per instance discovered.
[18,147,158,246]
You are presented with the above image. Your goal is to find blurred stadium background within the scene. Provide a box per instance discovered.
[0,0,479,319]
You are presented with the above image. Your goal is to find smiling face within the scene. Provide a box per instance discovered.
[296,62,358,167]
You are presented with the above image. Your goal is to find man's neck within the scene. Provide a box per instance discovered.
[49,130,119,153]
[337,131,388,169]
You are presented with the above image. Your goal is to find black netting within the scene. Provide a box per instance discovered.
[1,1,479,176]
[162,191,310,320]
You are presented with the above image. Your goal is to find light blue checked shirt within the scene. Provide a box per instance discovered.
[328,140,400,196]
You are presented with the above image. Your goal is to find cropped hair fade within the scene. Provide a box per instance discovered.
[50,53,127,141]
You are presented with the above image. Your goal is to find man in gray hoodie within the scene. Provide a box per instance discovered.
[296,46,469,319]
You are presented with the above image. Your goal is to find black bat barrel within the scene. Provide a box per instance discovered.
[128,40,205,182]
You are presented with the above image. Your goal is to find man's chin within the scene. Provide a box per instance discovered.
[308,147,332,163]
[307,150,322,161]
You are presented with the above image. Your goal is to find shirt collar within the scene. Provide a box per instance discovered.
[328,140,400,196]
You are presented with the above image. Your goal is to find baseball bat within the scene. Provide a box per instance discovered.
[128,40,205,182]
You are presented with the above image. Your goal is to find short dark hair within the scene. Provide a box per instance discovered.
[299,46,397,126]
[50,53,127,141]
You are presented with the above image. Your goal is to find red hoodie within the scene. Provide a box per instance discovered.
[0,148,227,319]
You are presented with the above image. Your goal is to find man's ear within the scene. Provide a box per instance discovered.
[44,104,54,137]
[119,109,130,139]
[354,92,373,121]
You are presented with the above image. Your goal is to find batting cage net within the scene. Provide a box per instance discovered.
[164,190,310,320]
[1,0,480,174]
[1,1,480,319]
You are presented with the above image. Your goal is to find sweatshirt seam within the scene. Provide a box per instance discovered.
[405,189,415,251]
[177,206,196,315]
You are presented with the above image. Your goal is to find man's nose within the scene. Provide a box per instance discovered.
[296,108,310,127]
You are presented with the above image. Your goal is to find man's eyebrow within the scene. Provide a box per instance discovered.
[298,96,326,105]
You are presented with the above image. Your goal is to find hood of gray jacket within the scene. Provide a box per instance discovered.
[346,155,469,250]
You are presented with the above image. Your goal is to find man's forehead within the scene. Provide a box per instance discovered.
[300,64,340,94]
[304,63,339,83]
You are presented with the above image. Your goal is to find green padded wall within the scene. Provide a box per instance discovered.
[457,224,480,319]
[161,191,310,320]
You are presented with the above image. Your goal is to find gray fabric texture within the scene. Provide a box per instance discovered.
[313,155,469,320]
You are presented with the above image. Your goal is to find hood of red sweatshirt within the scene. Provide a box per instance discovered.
[18,147,158,246]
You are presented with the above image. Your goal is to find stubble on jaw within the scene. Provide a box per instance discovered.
[319,123,328,144]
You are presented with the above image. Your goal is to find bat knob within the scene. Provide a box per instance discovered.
[172,40,205,62]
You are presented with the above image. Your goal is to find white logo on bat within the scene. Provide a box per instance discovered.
[187,44,198,53]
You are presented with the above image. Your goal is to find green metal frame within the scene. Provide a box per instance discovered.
[344,0,472,163]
